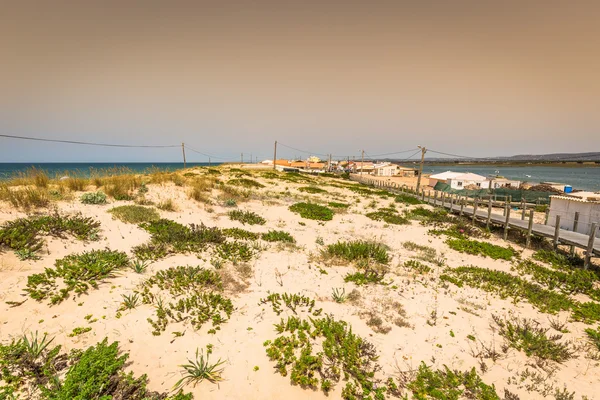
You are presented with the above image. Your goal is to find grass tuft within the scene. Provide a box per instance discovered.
[289,202,333,221]
[108,205,160,224]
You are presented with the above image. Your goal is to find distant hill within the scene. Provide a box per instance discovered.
[381,152,600,163]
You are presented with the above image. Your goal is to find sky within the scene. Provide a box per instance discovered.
[0,1,599,162]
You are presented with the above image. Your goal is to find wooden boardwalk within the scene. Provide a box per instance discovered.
[348,174,599,266]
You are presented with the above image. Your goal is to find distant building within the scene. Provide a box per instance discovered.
[351,162,375,174]
[373,162,398,176]
[397,166,418,177]
[428,171,462,187]
[488,178,521,189]
[548,192,600,237]
[446,173,488,189]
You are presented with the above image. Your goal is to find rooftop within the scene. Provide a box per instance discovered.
[550,191,600,203]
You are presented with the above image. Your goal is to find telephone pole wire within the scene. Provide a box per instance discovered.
[416,145,427,193]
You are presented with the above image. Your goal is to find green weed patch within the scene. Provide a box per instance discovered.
[108,205,160,224]
[446,238,516,260]
[322,240,390,266]
[228,178,265,189]
[366,208,409,225]
[289,202,333,221]
[25,249,129,305]
[259,293,322,316]
[0,213,100,260]
[222,227,260,241]
[298,186,328,194]
[228,210,266,225]
[261,230,295,243]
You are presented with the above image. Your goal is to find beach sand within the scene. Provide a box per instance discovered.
[0,167,598,399]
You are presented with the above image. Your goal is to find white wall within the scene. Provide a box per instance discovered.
[548,198,600,237]
[448,179,489,190]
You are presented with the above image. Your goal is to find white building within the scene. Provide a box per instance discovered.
[428,171,462,187]
[548,192,600,237]
[446,173,488,190]
[488,178,521,189]
[373,162,398,177]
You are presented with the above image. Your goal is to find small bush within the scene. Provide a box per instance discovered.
[585,326,600,351]
[228,210,266,225]
[394,194,422,205]
[261,230,295,243]
[222,227,260,240]
[157,199,177,211]
[446,238,516,260]
[366,208,409,225]
[322,240,390,265]
[328,201,349,209]
[289,202,333,221]
[298,186,327,194]
[108,205,160,224]
[80,191,107,205]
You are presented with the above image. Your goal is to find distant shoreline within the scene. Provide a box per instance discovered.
[418,162,600,168]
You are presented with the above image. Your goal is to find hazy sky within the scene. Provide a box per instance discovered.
[1,1,599,162]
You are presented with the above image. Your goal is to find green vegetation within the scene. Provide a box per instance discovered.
[157,198,177,211]
[406,207,454,225]
[264,315,387,399]
[134,219,225,259]
[446,238,517,260]
[0,184,51,210]
[174,348,225,390]
[80,191,107,204]
[332,288,346,303]
[108,205,161,224]
[135,266,232,335]
[403,362,500,399]
[261,230,295,243]
[298,186,328,194]
[228,210,266,225]
[344,271,386,285]
[228,178,265,189]
[402,241,446,267]
[25,249,129,304]
[366,208,409,225]
[394,194,423,205]
[289,202,333,221]
[328,201,350,209]
[441,266,600,323]
[585,326,600,351]
[68,326,92,337]
[223,227,260,241]
[492,315,575,362]
[259,293,322,316]
[404,260,432,275]
[215,241,257,263]
[0,334,191,399]
[0,213,100,260]
[322,240,390,266]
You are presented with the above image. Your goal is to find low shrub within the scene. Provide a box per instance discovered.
[259,292,322,316]
[222,227,260,241]
[25,249,129,304]
[298,186,327,194]
[0,213,100,259]
[585,326,600,351]
[365,208,409,225]
[80,191,107,205]
[446,238,517,260]
[328,201,349,209]
[108,205,160,224]
[261,230,295,243]
[227,178,264,189]
[322,240,390,265]
[394,194,423,205]
[228,210,266,225]
[289,202,333,221]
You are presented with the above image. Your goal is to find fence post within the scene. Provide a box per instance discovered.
[503,205,511,240]
[460,198,464,217]
[434,191,438,206]
[526,209,534,248]
[472,199,478,224]
[544,208,549,225]
[486,198,492,229]
[422,190,425,201]
[553,215,561,250]
[521,199,526,220]
[570,212,580,255]
[584,223,597,270]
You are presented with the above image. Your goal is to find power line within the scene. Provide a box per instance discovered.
[0,133,180,148]
[366,148,420,158]
[277,142,330,158]
[184,144,231,160]
[427,149,477,159]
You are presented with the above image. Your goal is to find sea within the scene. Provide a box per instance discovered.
[0,162,598,192]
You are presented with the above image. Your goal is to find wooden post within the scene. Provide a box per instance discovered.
[486,198,492,229]
[422,190,425,201]
[521,199,526,220]
[428,191,431,204]
[553,215,561,250]
[570,212,580,255]
[472,199,478,224]
[450,195,455,212]
[525,209,535,248]
[181,142,187,169]
[273,141,277,170]
[544,208,550,225]
[441,192,445,207]
[503,205,511,240]
[460,198,464,217]
[584,223,597,270]
[434,191,437,206]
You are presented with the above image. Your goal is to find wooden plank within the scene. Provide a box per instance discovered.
[585,223,597,269]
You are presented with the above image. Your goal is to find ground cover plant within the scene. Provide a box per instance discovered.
[222,227,260,241]
[298,186,328,194]
[227,178,265,189]
[263,315,392,399]
[215,241,257,264]
[406,207,454,226]
[261,230,295,243]
[134,219,225,259]
[135,265,233,335]
[441,266,600,323]
[25,249,129,305]
[289,202,333,221]
[108,205,161,224]
[80,191,107,204]
[400,362,500,399]
[0,333,193,399]
[585,326,600,351]
[402,241,446,267]
[492,315,575,363]
[174,347,225,390]
[0,213,100,260]
[259,293,322,316]
[322,240,390,266]
[328,201,350,209]
[446,237,517,261]
[228,210,266,225]
[394,193,423,205]
[365,208,409,225]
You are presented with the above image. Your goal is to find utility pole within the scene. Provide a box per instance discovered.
[273,141,277,170]
[181,142,187,169]
[361,150,364,175]
[416,145,427,193]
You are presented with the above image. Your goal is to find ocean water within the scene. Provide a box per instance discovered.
[0,162,220,179]
[421,165,600,192]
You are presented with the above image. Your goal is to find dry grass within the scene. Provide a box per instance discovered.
[157,198,177,211]
[189,177,218,203]
[0,184,50,210]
